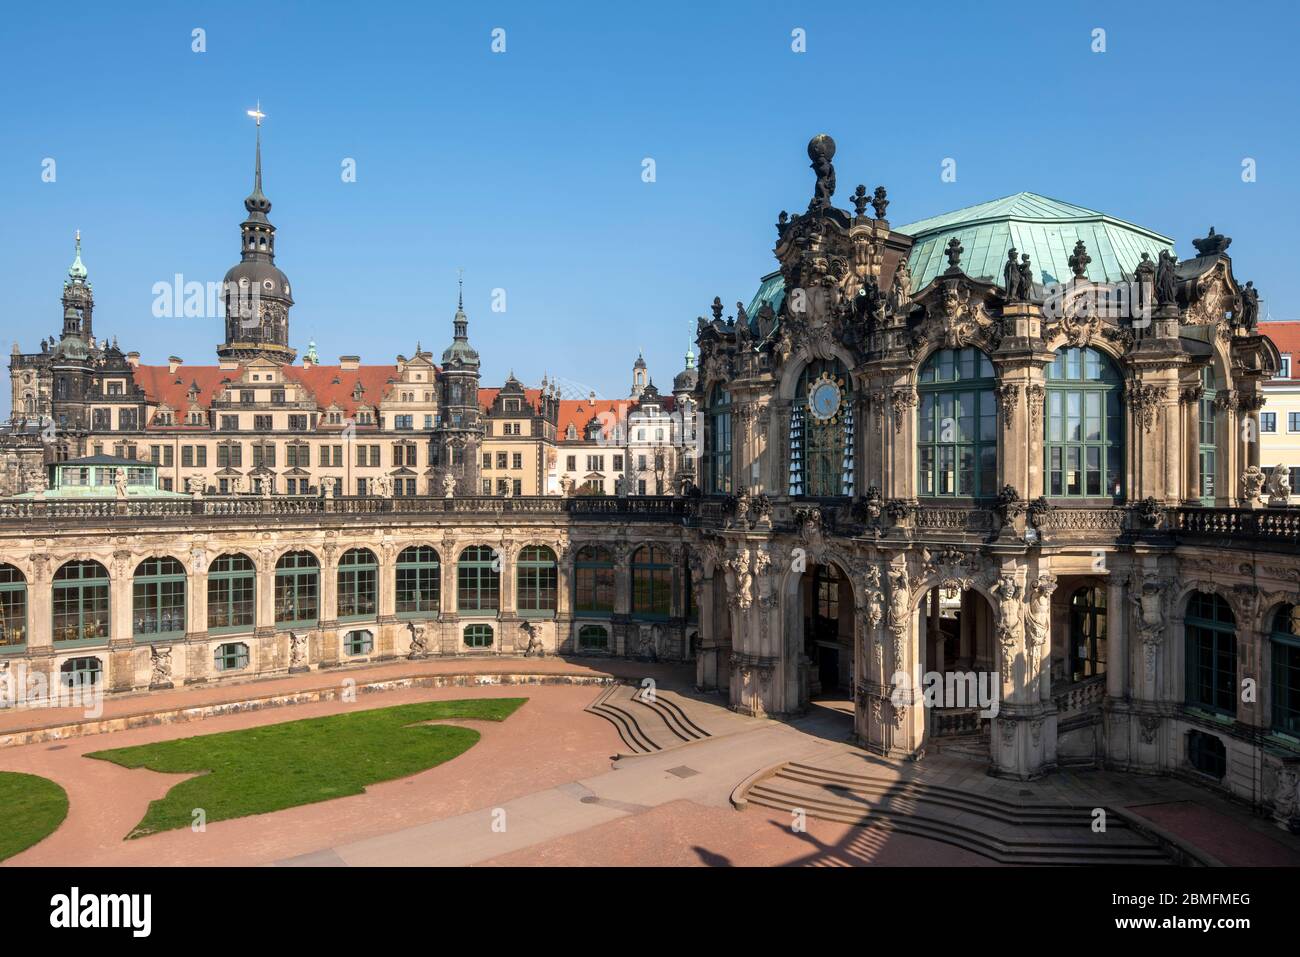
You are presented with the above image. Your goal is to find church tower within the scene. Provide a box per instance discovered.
[433,275,483,495]
[50,231,96,437]
[218,106,296,364]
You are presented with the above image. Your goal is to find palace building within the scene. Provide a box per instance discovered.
[2,132,1299,832]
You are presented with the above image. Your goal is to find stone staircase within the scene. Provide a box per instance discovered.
[585,683,712,755]
[737,760,1174,865]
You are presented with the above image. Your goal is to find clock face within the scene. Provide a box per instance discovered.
[809,378,841,421]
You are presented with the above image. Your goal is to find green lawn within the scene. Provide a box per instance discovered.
[0,771,70,861]
[88,697,526,839]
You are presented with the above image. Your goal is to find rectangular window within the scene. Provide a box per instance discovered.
[196,446,207,467]
[1290,413,1300,433]
[497,452,507,469]
[483,452,492,468]
[613,455,623,472]
[512,453,522,469]
[181,446,194,468]
[254,414,272,431]
[288,415,308,432]
[566,455,576,471]
[220,415,239,431]
[1261,412,1277,433]
[395,414,413,430]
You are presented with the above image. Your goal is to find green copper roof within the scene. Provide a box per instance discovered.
[896,192,1173,290]
[746,270,785,318]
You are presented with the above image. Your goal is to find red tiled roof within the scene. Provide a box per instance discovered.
[1260,322,1300,382]
[557,398,623,440]
[479,387,545,415]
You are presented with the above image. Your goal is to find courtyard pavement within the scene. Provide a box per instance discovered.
[1,657,1297,867]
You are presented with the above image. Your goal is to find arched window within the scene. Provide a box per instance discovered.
[396,546,440,617]
[0,564,28,649]
[1199,366,1218,504]
[60,656,102,689]
[344,629,374,656]
[1185,591,1236,716]
[53,560,110,644]
[631,545,672,620]
[457,546,500,613]
[1270,604,1300,737]
[274,551,319,627]
[133,557,186,639]
[789,359,854,497]
[918,347,997,498]
[574,546,615,613]
[1045,347,1122,499]
[516,546,557,617]
[209,554,255,634]
[214,642,250,672]
[1068,586,1107,680]
[813,565,841,643]
[705,385,732,494]
[578,624,609,651]
[337,549,377,621]
[464,623,494,648]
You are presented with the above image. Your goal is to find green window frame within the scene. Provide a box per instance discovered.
[464,623,494,648]
[457,546,500,613]
[516,545,557,617]
[59,655,102,689]
[208,553,255,634]
[0,564,28,651]
[1270,604,1300,738]
[631,545,672,620]
[578,624,609,651]
[1185,591,1237,716]
[344,629,374,656]
[1068,585,1107,680]
[1045,347,1123,499]
[1199,367,1218,504]
[574,546,615,613]
[133,557,187,640]
[917,347,997,498]
[789,360,855,498]
[274,551,319,628]
[337,548,378,622]
[396,546,440,617]
[213,642,250,672]
[705,385,732,494]
[52,560,110,646]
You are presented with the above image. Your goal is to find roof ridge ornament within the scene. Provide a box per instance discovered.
[944,236,964,272]
[1192,226,1232,258]
[1068,239,1091,280]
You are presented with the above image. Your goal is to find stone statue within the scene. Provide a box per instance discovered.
[991,575,1023,681]
[558,474,574,497]
[114,467,128,500]
[0,661,12,708]
[1239,281,1260,330]
[890,259,912,312]
[232,475,247,495]
[1267,463,1293,506]
[288,631,308,670]
[1131,578,1167,679]
[503,479,514,499]
[322,476,337,499]
[149,645,174,688]
[186,475,205,499]
[1026,575,1056,671]
[807,134,836,209]
[1242,465,1266,504]
[376,473,393,498]
[1155,249,1178,305]
[1003,248,1022,300]
[407,621,429,659]
[1018,255,1034,299]
[442,473,457,499]
[636,623,661,662]
[520,621,545,658]
[1134,251,1156,306]
[260,478,272,499]
[615,474,629,498]
[872,185,889,220]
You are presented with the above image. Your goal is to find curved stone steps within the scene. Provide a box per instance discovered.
[630,687,710,743]
[739,762,1173,866]
[584,684,715,756]
[585,685,658,754]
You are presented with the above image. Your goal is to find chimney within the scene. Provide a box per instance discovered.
[168,356,182,374]
[339,355,360,371]
[126,351,140,368]
[302,353,313,370]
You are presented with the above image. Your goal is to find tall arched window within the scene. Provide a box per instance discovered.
[209,554,255,634]
[0,564,28,650]
[918,347,997,497]
[1185,591,1236,716]
[1045,347,1122,499]
[457,546,500,613]
[337,548,377,621]
[396,546,440,617]
[1068,585,1107,680]
[1199,366,1218,504]
[705,385,732,494]
[631,545,672,620]
[1270,604,1300,737]
[133,557,187,639]
[516,546,557,617]
[789,359,854,498]
[574,546,615,613]
[274,551,319,627]
[53,560,110,644]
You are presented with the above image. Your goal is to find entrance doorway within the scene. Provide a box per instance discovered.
[800,562,854,696]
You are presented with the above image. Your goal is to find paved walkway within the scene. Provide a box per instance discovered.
[3,664,1297,867]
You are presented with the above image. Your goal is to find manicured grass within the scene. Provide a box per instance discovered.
[0,771,70,861]
[88,698,526,839]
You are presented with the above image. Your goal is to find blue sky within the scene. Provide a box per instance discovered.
[2,1,1297,415]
